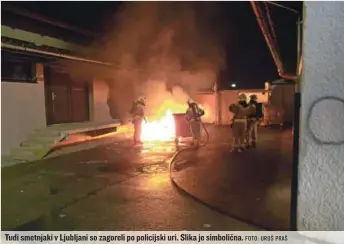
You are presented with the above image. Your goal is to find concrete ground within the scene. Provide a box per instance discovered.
[172,125,293,230]
[1,125,292,231]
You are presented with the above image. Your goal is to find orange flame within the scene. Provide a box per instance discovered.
[140,101,211,142]
[141,110,176,142]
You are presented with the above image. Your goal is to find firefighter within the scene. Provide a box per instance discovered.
[229,94,255,152]
[246,94,262,148]
[235,93,249,147]
[238,93,248,108]
[130,96,147,145]
[185,98,205,147]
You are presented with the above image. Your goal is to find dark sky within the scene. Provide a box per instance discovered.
[4,1,302,89]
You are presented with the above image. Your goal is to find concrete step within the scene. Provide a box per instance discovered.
[20,138,57,148]
[3,121,124,166]
[11,149,37,161]
[20,142,55,151]
[24,134,65,145]
[32,128,63,137]
[1,155,26,167]
[10,144,52,160]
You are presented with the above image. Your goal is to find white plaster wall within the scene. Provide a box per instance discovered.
[219,90,238,125]
[91,79,113,122]
[1,82,46,155]
[298,2,344,230]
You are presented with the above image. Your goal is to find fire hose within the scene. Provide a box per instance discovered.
[168,121,209,183]
[138,122,258,228]
[166,121,242,227]
[137,121,209,173]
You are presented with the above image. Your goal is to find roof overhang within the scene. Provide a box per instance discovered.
[2,42,114,67]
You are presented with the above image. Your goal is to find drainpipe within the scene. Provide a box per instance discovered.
[251,1,303,79]
[250,2,283,72]
[2,43,114,66]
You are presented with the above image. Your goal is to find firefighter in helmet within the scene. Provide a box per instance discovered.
[229,94,255,152]
[238,93,248,108]
[246,94,262,148]
[185,98,205,147]
[130,96,147,145]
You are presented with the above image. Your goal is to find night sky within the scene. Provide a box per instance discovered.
[5,1,302,89]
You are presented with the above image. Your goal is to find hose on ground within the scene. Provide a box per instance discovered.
[169,121,209,178]
[137,121,209,173]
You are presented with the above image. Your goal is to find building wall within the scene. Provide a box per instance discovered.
[90,79,113,122]
[1,70,113,156]
[298,2,344,230]
[220,90,238,125]
[1,82,46,155]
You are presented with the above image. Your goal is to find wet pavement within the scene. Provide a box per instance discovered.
[172,125,293,230]
[1,125,292,231]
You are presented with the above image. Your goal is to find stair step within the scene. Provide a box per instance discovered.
[1,156,26,167]
[24,135,65,144]
[11,149,37,161]
[33,128,63,136]
[10,145,50,160]
[20,140,56,148]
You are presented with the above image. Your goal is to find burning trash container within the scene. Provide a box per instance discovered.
[173,113,192,141]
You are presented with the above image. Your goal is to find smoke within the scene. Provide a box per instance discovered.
[57,2,228,120]
[97,2,227,119]
[140,80,190,121]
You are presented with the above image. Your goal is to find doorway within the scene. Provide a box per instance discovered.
[44,66,90,125]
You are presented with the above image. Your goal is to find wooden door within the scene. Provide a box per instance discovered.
[70,85,89,122]
[44,66,90,125]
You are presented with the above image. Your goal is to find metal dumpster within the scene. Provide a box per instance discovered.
[173,113,192,138]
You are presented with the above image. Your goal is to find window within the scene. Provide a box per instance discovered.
[1,58,36,83]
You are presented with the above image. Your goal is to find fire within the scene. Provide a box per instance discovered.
[140,100,211,142]
[141,110,176,142]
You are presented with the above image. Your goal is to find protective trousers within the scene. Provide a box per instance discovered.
[189,121,201,145]
[246,118,258,146]
[263,105,270,127]
[232,119,247,149]
[133,119,143,143]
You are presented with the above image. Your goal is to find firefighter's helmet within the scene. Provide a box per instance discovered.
[137,96,146,103]
[250,94,258,100]
[238,93,247,101]
[187,98,195,104]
